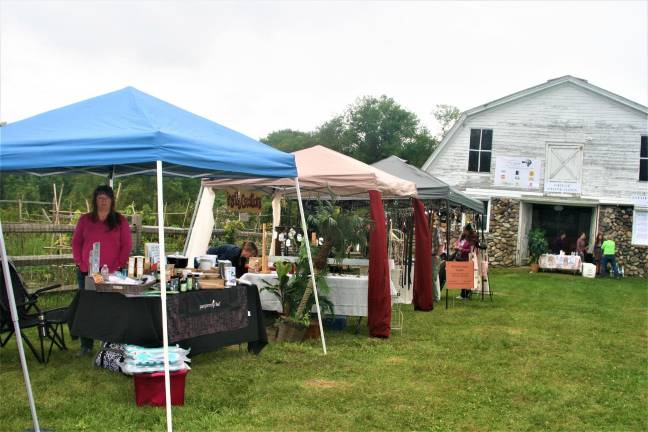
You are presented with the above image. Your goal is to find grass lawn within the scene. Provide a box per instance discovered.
[1,269,647,431]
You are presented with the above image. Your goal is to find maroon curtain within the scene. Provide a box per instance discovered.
[412,198,433,311]
[368,190,391,338]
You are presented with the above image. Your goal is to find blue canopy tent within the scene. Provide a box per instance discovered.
[0,87,326,432]
[0,86,296,178]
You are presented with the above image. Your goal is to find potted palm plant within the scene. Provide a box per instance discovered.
[262,245,334,342]
[528,228,549,272]
[293,198,369,319]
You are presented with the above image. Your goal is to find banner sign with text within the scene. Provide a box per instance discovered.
[494,156,540,189]
[226,190,263,213]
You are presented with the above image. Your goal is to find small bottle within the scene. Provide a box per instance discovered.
[186,275,193,291]
[100,264,110,280]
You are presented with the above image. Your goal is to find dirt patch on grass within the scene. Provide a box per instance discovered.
[507,327,525,335]
[386,356,406,365]
[304,379,341,389]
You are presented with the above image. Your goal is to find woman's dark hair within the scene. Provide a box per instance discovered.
[91,185,122,230]
[464,223,474,232]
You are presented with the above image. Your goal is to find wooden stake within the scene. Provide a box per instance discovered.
[261,223,269,273]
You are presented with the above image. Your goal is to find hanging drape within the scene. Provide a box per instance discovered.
[367,190,391,338]
[412,198,433,311]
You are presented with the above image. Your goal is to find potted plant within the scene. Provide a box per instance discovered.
[528,228,549,272]
[262,245,334,342]
[293,198,369,319]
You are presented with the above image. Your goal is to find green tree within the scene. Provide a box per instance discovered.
[261,129,316,153]
[433,104,461,140]
[316,96,437,166]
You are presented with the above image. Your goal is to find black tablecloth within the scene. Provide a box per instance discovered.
[68,284,267,355]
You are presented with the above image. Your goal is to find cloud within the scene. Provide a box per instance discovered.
[1,1,646,139]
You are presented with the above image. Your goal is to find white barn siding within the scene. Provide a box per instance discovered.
[428,82,648,201]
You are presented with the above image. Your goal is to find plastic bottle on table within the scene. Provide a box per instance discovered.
[100,264,110,280]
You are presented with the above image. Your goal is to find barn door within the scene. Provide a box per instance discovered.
[544,143,584,195]
[517,201,533,265]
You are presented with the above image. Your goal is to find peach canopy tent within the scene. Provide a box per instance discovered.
[200,145,417,197]
[185,145,417,338]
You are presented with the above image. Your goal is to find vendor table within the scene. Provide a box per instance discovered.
[239,272,400,317]
[68,284,267,355]
[538,254,582,273]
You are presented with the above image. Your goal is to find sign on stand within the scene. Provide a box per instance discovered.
[446,261,474,289]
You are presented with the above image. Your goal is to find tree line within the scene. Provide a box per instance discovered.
[263,96,460,167]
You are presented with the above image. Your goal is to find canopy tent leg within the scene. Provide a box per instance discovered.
[108,165,115,188]
[0,220,41,432]
[294,178,327,355]
[156,161,173,432]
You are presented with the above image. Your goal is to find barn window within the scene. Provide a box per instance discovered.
[468,129,492,173]
[640,135,648,182]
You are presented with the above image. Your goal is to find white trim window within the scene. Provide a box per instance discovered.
[640,135,647,182]
[468,128,493,173]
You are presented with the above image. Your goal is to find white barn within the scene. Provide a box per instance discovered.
[423,75,648,276]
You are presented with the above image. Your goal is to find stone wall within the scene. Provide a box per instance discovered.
[485,198,520,267]
[598,206,648,277]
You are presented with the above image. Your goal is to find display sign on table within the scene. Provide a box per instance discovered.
[494,157,540,189]
[445,261,474,289]
[226,189,263,213]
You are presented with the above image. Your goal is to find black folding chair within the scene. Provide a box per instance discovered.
[0,260,68,363]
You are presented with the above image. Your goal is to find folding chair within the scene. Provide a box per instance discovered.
[0,260,69,363]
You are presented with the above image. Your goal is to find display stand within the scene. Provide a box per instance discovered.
[444,261,473,309]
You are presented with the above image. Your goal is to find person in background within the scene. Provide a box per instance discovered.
[431,214,445,303]
[576,232,587,262]
[454,224,478,299]
[552,232,567,254]
[593,233,604,274]
[72,185,132,357]
[207,241,258,277]
[600,236,620,278]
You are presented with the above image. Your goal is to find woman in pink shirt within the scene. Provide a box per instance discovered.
[72,185,131,356]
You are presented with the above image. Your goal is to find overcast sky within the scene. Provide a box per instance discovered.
[1,1,646,140]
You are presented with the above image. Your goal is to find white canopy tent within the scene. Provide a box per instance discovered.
[186,145,417,262]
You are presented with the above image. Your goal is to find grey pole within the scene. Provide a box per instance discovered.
[294,178,327,354]
[0,220,41,432]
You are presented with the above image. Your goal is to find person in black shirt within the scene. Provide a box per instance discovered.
[207,241,258,277]
[552,232,567,254]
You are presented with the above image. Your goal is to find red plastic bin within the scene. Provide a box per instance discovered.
[133,369,189,407]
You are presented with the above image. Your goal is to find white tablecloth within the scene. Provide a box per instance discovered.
[538,254,582,272]
[239,272,399,317]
